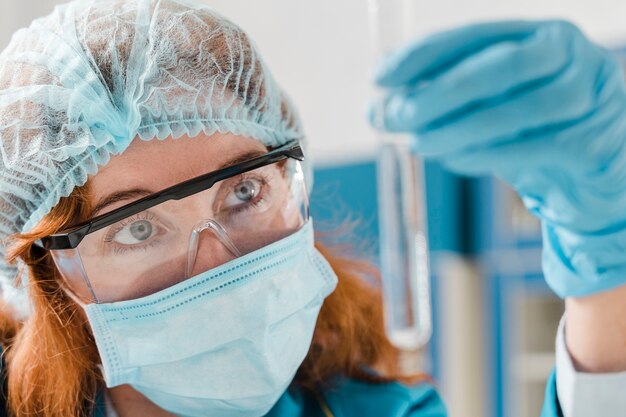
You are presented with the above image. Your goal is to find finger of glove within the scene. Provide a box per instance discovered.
[442,141,591,231]
[374,20,540,87]
[442,134,626,234]
[439,132,561,177]
[411,55,601,156]
[374,27,571,133]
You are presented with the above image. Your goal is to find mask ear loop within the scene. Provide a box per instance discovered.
[186,220,242,279]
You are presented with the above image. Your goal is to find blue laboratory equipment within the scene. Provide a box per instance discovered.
[367,0,432,351]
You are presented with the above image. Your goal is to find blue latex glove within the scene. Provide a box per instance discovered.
[370,20,626,298]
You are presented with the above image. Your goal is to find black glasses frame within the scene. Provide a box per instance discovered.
[38,141,304,250]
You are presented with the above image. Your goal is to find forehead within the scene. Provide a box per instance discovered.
[90,133,267,198]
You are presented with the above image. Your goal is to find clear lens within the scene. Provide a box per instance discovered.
[52,160,308,303]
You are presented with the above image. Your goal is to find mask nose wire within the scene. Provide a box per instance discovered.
[186,219,242,279]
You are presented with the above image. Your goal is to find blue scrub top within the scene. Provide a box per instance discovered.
[1,348,563,417]
[265,377,445,417]
[14,370,565,417]
[263,369,563,417]
[89,374,563,417]
[86,369,566,417]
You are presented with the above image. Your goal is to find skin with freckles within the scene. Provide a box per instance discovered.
[91,134,268,213]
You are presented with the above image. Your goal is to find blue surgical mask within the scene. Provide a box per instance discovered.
[83,219,338,417]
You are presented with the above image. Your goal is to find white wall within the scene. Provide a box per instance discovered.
[2,0,625,165]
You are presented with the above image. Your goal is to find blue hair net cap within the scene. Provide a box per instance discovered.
[0,0,309,311]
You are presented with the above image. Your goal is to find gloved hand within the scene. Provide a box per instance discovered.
[370,20,626,298]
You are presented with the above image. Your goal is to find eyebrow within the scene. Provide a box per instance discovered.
[89,149,268,218]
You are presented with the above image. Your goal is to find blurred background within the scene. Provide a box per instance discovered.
[2,1,626,416]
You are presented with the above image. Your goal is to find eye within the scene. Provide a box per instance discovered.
[225,178,263,207]
[113,219,156,245]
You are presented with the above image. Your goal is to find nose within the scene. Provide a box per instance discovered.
[186,220,242,278]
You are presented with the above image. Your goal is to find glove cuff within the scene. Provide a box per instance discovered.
[542,221,626,297]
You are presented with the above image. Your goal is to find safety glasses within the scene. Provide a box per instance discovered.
[37,141,308,303]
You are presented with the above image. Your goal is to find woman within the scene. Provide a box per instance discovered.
[0,1,624,416]
[0,1,440,416]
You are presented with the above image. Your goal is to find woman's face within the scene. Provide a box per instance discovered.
[67,133,301,302]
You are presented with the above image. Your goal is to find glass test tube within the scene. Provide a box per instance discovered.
[367,0,432,351]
